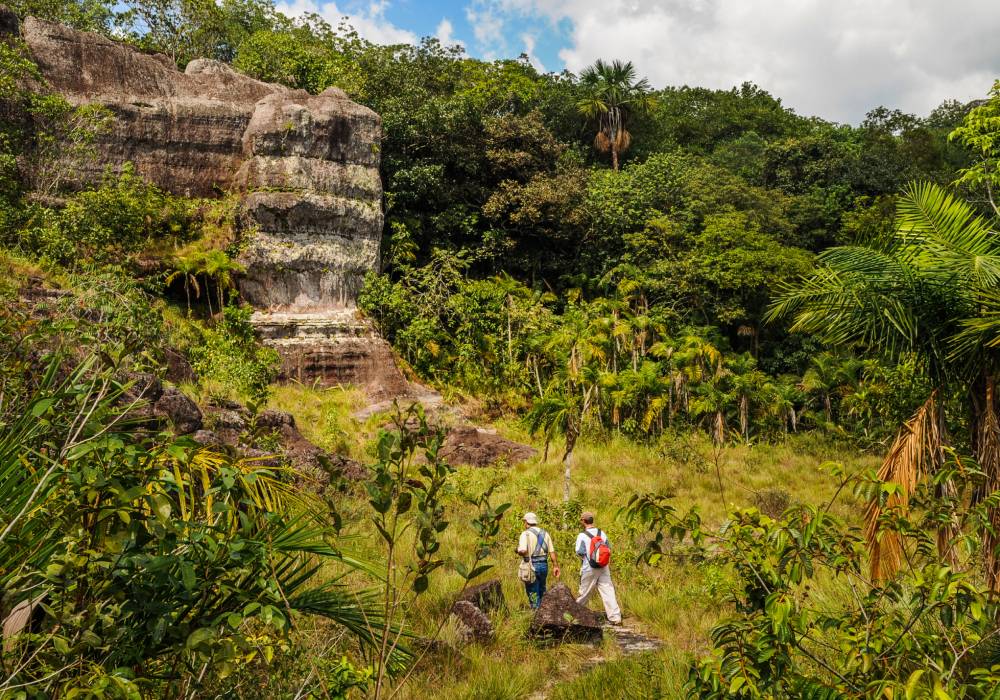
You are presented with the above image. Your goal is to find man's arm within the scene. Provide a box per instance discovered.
[516,531,528,556]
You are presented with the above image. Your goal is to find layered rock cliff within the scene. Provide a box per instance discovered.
[5,10,409,393]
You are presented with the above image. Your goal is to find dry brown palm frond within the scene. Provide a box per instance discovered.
[976,380,1000,591]
[615,129,632,153]
[865,391,944,582]
[594,130,632,154]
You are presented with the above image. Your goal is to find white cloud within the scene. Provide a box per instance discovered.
[466,0,508,58]
[470,0,1000,123]
[275,0,417,45]
[521,33,545,72]
[435,18,465,49]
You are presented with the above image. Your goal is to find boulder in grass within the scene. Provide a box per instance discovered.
[450,600,494,644]
[153,387,203,435]
[457,579,505,614]
[164,348,195,384]
[191,430,222,446]
[440,425,537,468]
[529,583,603,644]
[118,371,164,427]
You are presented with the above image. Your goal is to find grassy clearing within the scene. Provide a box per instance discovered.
[274,384,880,698]
[268,381,369,460]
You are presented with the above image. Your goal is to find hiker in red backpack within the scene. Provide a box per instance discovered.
[574,511,622,624]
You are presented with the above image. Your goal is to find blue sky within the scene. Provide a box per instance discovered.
[273,0,1000,124]
[275,0,574,73]
[361,0,572,72]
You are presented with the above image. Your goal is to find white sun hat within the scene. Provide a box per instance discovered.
[523,512,538,525]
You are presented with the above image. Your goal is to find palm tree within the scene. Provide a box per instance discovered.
[165,251,202,315]
[1,354,395,685]
[577,59,655,171]
[769,182,1000,588]
[491,272,530,369]
[800,352,862,425]
[201,249,245,314]
[771,377,804,434]
[527,307,604,507]
[727,353,771,441]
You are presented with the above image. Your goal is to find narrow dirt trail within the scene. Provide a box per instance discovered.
[526,624,664,700]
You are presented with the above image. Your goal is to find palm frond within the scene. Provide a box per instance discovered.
[897,181,1000,290]
[865,392,944,582]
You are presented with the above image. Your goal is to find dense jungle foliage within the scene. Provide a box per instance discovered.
[5,0,1000,697]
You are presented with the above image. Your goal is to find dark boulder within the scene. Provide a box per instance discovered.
[117,372,164,427]
[191,430,222,446]
[153,387,203,435]
[457,579,505,614]
[0,5,18,36]
[324,453,368,481]
[257,409,296,429]
[529,584,603,644]
[450,600,493,644]
[163,348,195,384]
[121,372,163,403]
[203,400,249,444]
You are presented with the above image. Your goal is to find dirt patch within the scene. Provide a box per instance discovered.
[440,425,537,468]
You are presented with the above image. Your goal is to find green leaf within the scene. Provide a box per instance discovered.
[52,636,71,654]
[397,491,412,515]
[374,521,394,545]
[31,397,56,417]
[150,493,172,523]
[185,628,214,650]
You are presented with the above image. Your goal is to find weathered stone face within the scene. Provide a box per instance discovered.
[9,14,383,314]
[5,11,426,394]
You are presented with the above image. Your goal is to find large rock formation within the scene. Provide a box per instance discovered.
[529,584,604,644]
[4,9,410,394]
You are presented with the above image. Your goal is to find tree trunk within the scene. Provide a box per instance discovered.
[740,395,748,440]
[824,394,832,423]
[506,298,513,365]
[561,430,577,528]
[562,441,574,504]
[611,139,619,171]
[972,369,1000,591]
[713,411,725,445]
[205,277,214,317]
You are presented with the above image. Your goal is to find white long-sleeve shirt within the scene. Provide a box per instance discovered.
[575,527,611,572]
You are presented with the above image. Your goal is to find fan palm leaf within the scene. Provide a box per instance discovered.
[772,181,1000,587]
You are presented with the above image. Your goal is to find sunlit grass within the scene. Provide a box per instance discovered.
[271,383,881,697]
[268,381,368,460]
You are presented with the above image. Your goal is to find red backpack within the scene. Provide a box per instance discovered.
[584,529,611,568]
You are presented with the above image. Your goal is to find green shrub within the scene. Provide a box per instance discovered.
[17,166,194,266]
[0,351,385,697]
[189,303,278,404]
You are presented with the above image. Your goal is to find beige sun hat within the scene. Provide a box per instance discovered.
[523,512,538,525]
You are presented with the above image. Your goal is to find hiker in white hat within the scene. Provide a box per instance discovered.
[515,512,560,608]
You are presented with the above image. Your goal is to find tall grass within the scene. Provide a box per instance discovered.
[270,384,880,697]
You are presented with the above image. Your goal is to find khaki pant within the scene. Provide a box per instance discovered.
[576,566,622,623]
